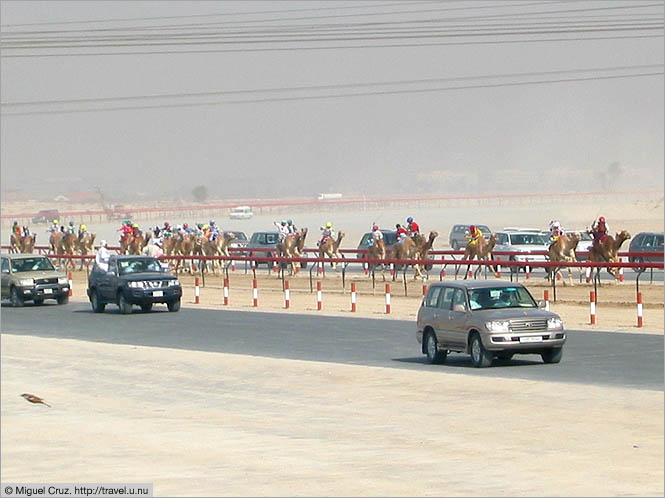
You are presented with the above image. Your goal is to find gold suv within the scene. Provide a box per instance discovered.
[1,253,69,306]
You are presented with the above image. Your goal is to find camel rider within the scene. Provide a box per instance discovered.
[22,225,31,237]
[47,219,59,234]
[131,223,141,237]
[12,221,21,238]
[286,219,297,235]
[66,221,76,235]
[466,225,483,246]
[549,220,564,242]
[319,222,335,246]
[183,223,193,234]
[368,224,383,246]
[589,216,609,246]
[78,224,88,239]
[395,223,409,241]
[274,220,289,242]
[95,240,111,272]
[209,220,220,241]
[406,217,420,235]
[118,221,133,242]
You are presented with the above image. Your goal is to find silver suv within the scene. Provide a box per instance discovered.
[416,280,565,367]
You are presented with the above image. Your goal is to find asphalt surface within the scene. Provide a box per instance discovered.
[1,301,663,391]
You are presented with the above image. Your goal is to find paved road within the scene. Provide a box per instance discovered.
[2,302,662,390]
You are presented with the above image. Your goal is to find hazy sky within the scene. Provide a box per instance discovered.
[1,0,663,202]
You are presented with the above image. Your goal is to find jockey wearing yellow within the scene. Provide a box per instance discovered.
[466,225,483,246]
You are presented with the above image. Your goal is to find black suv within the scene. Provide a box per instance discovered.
[629,232,664,272]
[87,255,182,314]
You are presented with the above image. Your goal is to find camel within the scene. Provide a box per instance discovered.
[588,230,631,281]
[392,233,426,279]
[460,233,497,279]
[366,234,388,281]
[48,232,77,271]
[128,232,151,255]
[318,231,345,270]
[278,228,308,275]
[22,233,36,254]
[547,232,580,285]
[9,233,23,253]
[201,232,235,273]
[77,232,96,270]
[419,231,439,276]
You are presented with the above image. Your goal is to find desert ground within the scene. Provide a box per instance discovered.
[2,194,663,496]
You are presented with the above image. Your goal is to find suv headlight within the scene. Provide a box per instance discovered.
[547,318,563,330]
[485,320,510,332]
[171,279,181,287]
[58,277,68,284]
[128,281,144,289]
[19,278,34,286]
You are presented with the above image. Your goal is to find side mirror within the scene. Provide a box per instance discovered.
[537,300,547,309]
[453,303,467,313]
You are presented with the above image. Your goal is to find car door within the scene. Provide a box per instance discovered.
[420,286,442,336]
[99,259,118,300]
[435,287,455,346]
[1,257,10,298]
[652,234,664,263]
[448,288,470,347]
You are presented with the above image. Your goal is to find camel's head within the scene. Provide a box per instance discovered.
[225,232,236,241]
[338,231,345,239]
[570,232,581,241]
[429,231,438,241]
[617,230,631,241]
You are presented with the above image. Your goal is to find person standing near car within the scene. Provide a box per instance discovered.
[95,240,111,272]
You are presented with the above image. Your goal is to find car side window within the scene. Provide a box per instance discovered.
[656,235,664,247]
[451,289,466,310]
[108,260,117,274]
[1,258,9,274]
[438,288,455,310]
[643,235,655,247]
[498,233,508,245]
[266,234,277,244]
[425,287,441,307]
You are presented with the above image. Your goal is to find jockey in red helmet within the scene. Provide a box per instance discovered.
[589,216,609,246]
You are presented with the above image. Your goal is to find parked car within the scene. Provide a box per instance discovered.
[448,224,492,250]
[493,231,550,273]
[225,230,249,257]
[356,230,399,259]
[416,280,565,367]
[87,255,182,314]
[31,209,59,224]
[229,206,253,220]
[565,229,594,260]
[1,253,70,306]
[629,232,664,272]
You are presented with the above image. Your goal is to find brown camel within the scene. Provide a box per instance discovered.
[392,233,426,279]
[9,233,23,253]
[461,233,497,279]
[547,232,580,285]
[77,232,96,270]
[22,233,37,254]
[278,228,308,275]
[128,232,151,255]
[366,234,388,281]
[319,231,345,270]
[588,230,631,280]
[201,232,235,273]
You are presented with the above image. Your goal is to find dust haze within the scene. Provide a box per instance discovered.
[1,0,663,204]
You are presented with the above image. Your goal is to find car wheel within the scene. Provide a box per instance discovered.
[451,240,459,251]
[10,287,24,308]
[425,332,447,364]
[118,292,133,314]
[167,298,181,312]
[140,303,153,312]
[57,294,69,305]
[541,348,563,364]
[469,333,492,368]
[33,297,44,306]
[90,289,106,313]
[632,256,645,273]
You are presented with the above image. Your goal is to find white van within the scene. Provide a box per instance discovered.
[229,206,253,220]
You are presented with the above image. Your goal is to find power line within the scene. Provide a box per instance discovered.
[3,64,661,107]
[3,34,661,58]
[2,71,662,116]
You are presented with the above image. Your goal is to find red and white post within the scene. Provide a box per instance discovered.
[272,258,279,274]
[195,277,200,304]
[389,263,395,277]
[351,282,357,312]
[230,260,235,272]
[496,264,501,279]
[543,290,550,311]
[619,257,625,283]
[284,280,290,309]
[68,272,73,297]
[637,291,643,328]
[223,278,229,306]
[252,278,258,307]
[525,260,531,280]
[385,283,391,314]
[590,290,596,325]
[363,262,368,276]
[317,281,322,311]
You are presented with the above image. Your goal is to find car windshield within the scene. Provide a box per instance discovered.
[577,231,593,241]
[11,257,55,273]
[478,225,491,234]
[117,258,162,275]
[509,234,549,245]
[467,286,536,311]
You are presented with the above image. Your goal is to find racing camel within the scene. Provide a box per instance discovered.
[201,232,236,274]
[278,228,308,275]
[366,233,388,281]
[77,231,96,270]
[392,233,426,280]
[588,230,631,281]
[546,232,580,285]
[21,233,36,254]
[318,231,345,270]
[459,233,497,279]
